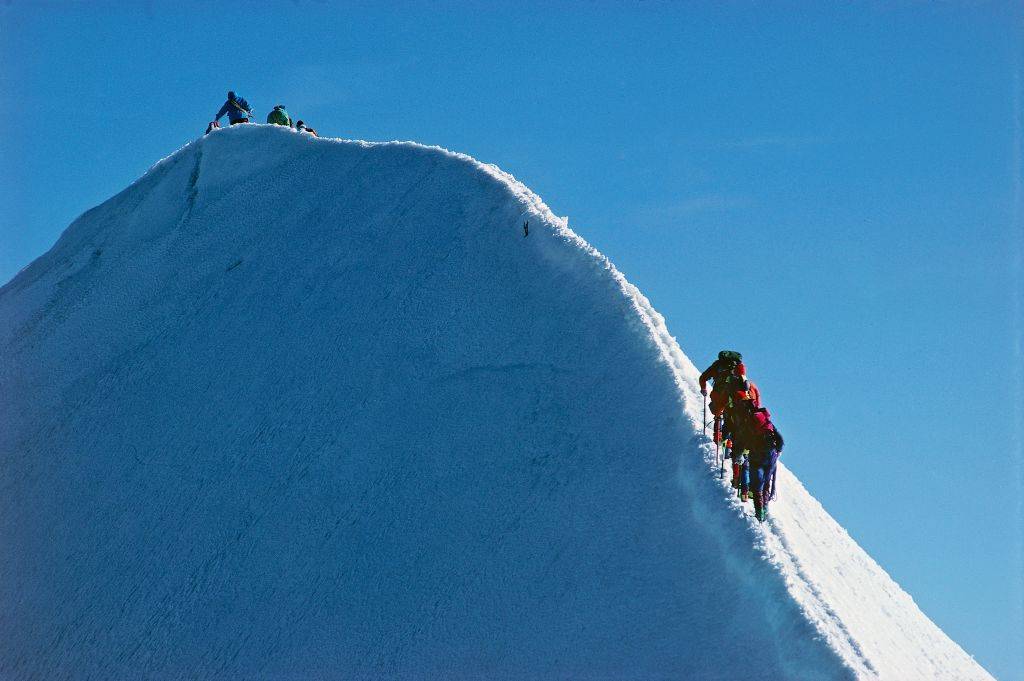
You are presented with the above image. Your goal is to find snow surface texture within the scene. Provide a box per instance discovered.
[0,125,992,680]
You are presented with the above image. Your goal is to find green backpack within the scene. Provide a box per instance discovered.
[267,106,291,126]
[714,350,744,394]
[718,350,743,364]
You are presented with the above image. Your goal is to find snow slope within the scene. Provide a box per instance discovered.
[0,125,992,680]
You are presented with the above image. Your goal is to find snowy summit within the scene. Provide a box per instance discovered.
[0,125,993,680]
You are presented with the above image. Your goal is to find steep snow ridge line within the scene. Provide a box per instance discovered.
[221,132,906,678]
[759,483,879,677]
[2,125,993,679]
[346,134,873,675]
[671,450,861,679]
[772,470,989,679]
[776,474,898,677]
[494,159,978,676]
[352,133,987,678]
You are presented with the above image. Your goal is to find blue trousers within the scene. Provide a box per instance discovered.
[731,452,749,493]
[749,447,780,507]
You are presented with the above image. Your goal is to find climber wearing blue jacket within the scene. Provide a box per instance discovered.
[214,91,252,125]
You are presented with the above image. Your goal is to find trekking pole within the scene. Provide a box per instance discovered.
[702,391,707,436]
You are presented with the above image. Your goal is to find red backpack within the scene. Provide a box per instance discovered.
[746,407,782,452]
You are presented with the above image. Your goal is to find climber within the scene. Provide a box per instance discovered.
[699,350,748,443]
[722,408,749,500]
[722,382,761,500]
[699,350,745,415]
[742,404,784,522]
[213,91,253,126]
[267,104,292,127]
[295,120,318,136]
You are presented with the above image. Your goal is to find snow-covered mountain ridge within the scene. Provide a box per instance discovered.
[0,124,992,680]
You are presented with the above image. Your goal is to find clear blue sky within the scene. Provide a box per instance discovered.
[2,1,1021,678]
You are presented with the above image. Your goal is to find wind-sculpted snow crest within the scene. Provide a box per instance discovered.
[0,125,991,680]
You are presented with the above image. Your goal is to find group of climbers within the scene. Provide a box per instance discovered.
[700,351,784,522]
[206,91,318,136]
[266,104,317,135]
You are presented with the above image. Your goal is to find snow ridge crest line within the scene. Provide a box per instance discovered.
[1,124,994,680]
[356,128,989,680]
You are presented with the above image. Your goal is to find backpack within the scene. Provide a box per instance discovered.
[747,407,782,452]
[267,106,290,126]
[712,350,744,388]
[718,350,742,364]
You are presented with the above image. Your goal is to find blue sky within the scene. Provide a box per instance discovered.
[2,1,1021,678]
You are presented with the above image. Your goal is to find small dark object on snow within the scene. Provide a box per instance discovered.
[205,121,220,135]
[523,220,529,237]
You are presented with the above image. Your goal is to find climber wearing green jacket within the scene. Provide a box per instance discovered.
[267,105,292,127]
